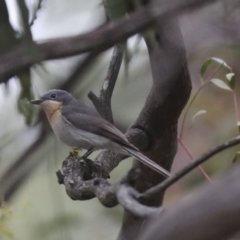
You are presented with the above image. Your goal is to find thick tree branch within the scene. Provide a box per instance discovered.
[139,165,240,240]
[0,0,219,83]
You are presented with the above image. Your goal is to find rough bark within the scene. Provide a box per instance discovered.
[117,17,191,240]
[138,165,240,240]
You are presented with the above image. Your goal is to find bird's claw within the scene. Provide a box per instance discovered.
[69,148,79,158]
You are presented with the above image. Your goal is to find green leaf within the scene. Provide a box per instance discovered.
[200,57,231,79]
[232,151,240,163]
[210,78,232,91]
[226,73,236,90]
[17,70,34,125]
[102,0,128,20]
[192,110,207,121]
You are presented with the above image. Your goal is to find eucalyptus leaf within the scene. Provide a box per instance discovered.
[226,73,236,90]
[192,110,207,121]
[232,151,240,163]
[200,57,231,78]
[210,78,232,91]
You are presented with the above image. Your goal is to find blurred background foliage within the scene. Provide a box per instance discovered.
[0,0,240,239]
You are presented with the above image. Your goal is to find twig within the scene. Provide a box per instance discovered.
[139,135,240,201]
[0,0,219,83]
[88,45,123,123]
[178,137,213,183]
[233,90,239,123]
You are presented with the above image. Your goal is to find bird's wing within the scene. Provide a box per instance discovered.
[61,109,137,150]
[65,99,101,118]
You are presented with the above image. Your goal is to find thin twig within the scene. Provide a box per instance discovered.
[139,135,240,201]
[88,45,123,123]
[233,90,239,123]
[178,137,213,183]
[179,63,224,138]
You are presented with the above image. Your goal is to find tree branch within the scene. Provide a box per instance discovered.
[117,13,192,239]
[116,185,163,218]
[88,45,123,123]
[0,0,219,83]
[139,165,240,240]
[58,158,164,218]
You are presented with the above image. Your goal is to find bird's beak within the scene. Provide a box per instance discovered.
[30,99,43,105]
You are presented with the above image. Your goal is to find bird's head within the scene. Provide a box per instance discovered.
[31,89,74,114]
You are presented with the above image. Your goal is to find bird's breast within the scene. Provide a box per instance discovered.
[48,111,93,150]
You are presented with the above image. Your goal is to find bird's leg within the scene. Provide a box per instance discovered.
[69,147,79,158]
[82,147,94,159]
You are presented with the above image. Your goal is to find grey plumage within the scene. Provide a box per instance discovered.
[31,89,170,178]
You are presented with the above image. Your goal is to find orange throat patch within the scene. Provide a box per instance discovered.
[40,100,63,124]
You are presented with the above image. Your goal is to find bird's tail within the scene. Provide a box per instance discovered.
[123,147,171,178]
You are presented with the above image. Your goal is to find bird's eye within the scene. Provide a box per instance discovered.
[50,94,56,99]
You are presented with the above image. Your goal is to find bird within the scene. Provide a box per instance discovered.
[31,89,170,178]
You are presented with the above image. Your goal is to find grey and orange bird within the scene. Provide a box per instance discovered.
[31,89,170,178]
